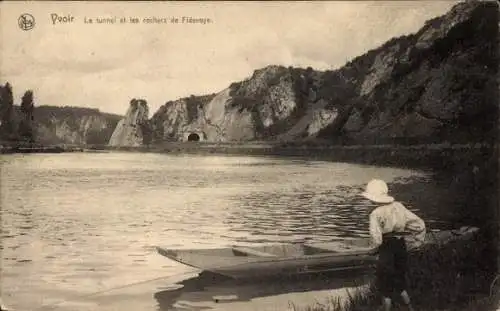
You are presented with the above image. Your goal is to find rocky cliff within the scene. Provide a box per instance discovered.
[108,99,150,147]
[337,0,498,144]
[150,94,216,142]
[141,1,498,144]
[34,106,121,145]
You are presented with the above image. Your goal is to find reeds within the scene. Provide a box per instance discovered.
[288,288,376,311]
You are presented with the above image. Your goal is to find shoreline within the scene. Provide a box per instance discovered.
[101,141,496,173]
[0,145,84,154]
[1,142,496,172]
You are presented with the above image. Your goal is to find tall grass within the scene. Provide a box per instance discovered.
[288,288,376,311]
[293,230,498,311]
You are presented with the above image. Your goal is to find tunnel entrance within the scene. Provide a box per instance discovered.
[187,133,201,142]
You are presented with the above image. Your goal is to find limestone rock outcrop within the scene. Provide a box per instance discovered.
[150,94,215,142]
[108,99,150,147]
[340,0,498,144]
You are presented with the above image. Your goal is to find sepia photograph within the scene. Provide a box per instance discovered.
[0,1,498,311]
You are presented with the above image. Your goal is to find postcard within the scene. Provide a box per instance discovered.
[0,1,498,311]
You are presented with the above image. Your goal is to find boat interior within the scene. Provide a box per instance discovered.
[159,243,347,260]
[227,227,480,258]
[231,243,350,258]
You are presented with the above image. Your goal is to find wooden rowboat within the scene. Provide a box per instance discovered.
[156,226,478,279]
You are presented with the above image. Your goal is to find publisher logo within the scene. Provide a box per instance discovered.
[18,13,35,31]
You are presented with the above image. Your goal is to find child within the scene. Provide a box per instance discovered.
[361,179,426,311]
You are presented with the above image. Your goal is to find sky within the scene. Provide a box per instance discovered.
[1,1,460,116]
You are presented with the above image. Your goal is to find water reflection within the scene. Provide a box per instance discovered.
[224,175,453,245]
[389,175,464,229]
[154,270,372,311]
[225,186,372,244]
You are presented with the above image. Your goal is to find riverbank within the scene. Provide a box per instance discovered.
[294,229,499,311]
[85,141,496,172]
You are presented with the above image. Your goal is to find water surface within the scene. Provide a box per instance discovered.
[0,152,455,310]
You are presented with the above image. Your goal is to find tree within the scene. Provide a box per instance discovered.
[0,82,16,140]
[19,90,35,143]
[0,84,36,143]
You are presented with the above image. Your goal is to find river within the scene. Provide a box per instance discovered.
[0,152,458,311]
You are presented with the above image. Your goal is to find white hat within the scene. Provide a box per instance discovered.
[361,179,395,204]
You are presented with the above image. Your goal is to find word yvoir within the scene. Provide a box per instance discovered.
[50,13,75,24]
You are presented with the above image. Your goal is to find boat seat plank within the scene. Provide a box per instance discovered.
[302,243,376,259]
[232,247,277,257]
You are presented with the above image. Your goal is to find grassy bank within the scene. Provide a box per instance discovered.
[293,230,498,311]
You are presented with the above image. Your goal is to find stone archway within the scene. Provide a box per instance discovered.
[187,133,201,142]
